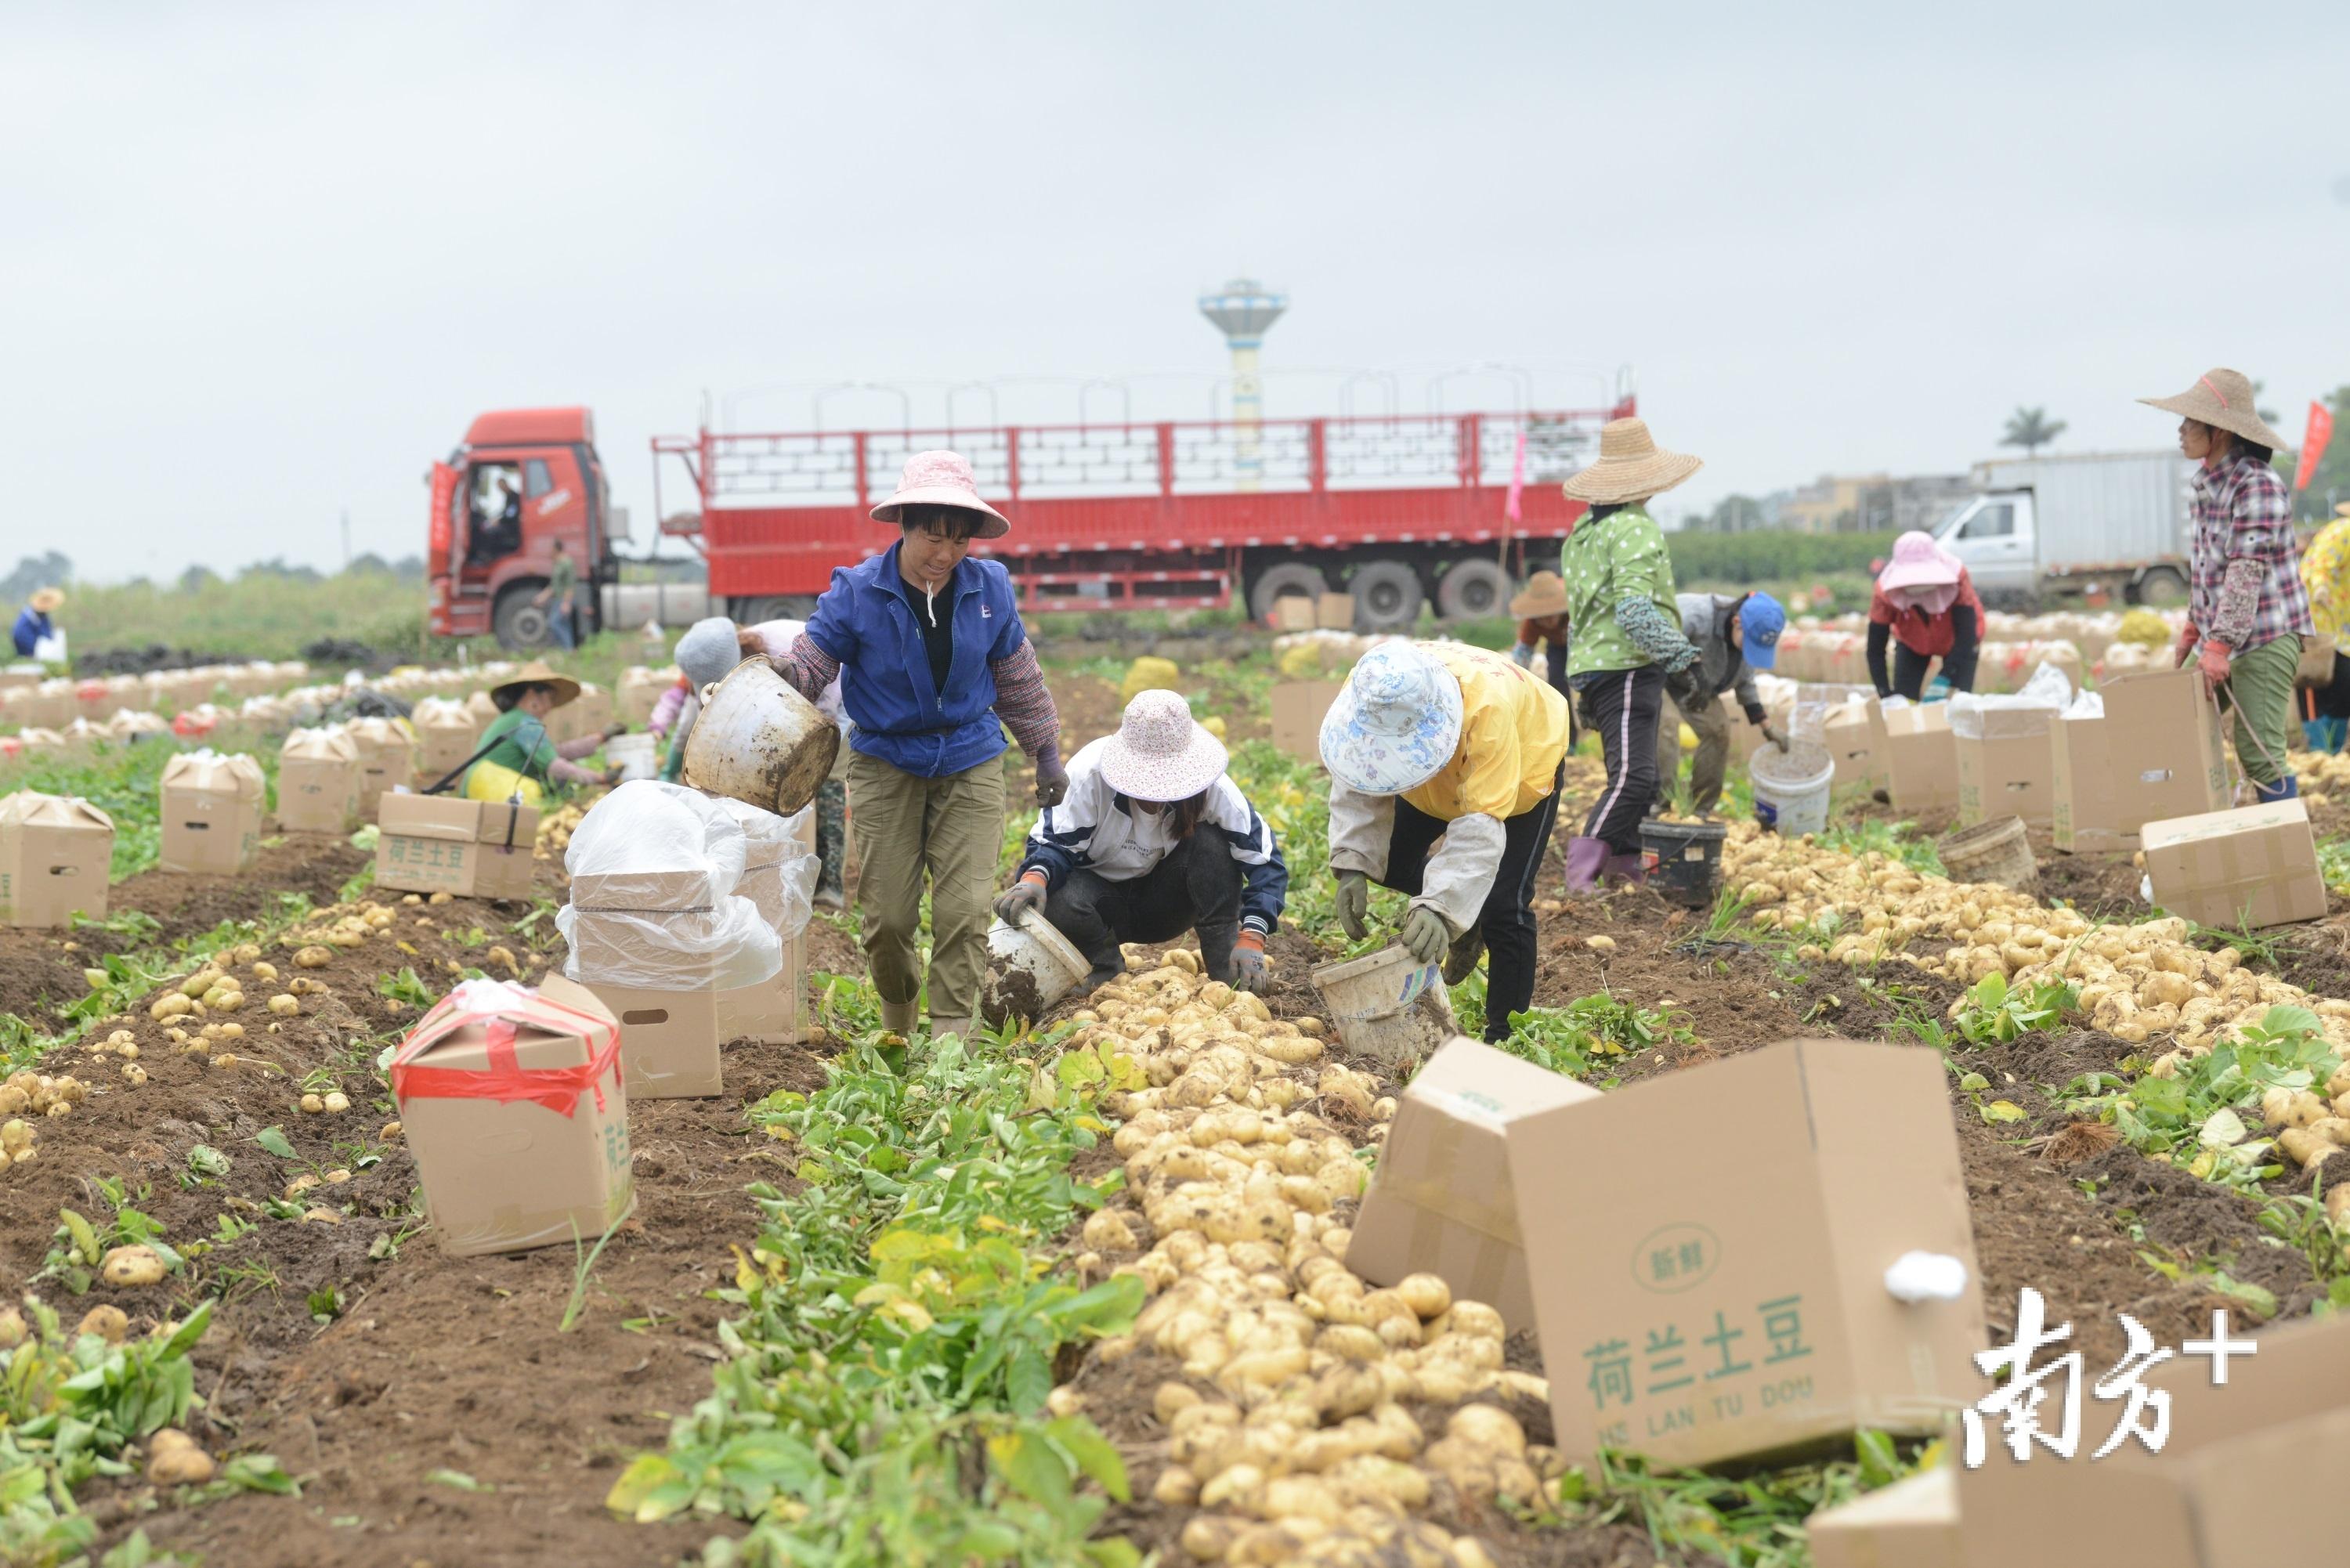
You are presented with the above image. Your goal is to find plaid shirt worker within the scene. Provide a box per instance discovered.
[2190,453,2313,652]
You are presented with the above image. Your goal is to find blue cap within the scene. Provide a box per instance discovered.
[1739,593,1785,670]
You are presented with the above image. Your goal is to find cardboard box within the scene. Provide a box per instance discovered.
[0,791,113,927]
[1877,703,1958,815]
[1821,700,1882,791]
[1315,592,1355,630]
[1272,595,1317,632]
[1953,711,2057,829]
[1807,1467,1959,1568]
[390,974,634,1256]
[1954,1312,2350,1568]
[1508,1039,1986,1469]
[158,752,265,875]
[345,717,418,815]
[587,981,723,1098]
[1346,1038,1602,1332]
[277,728,360,834]
[718,933,806,1045]
[2052,667,2230,854]
[411,697,483,784]
[1270,680,1344,764]
[2140,800,2326,930]
[375,794,540,899]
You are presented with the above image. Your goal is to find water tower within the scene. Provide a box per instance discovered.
[1198,277,1289,490]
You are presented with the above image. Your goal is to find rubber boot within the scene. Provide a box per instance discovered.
[880,999,917,1035]
[1564,836,1610,894]
[2254,774,2301,804]
[929,1015,974,1041]
[1602,851,1648,887]
[1442,927,1485,985]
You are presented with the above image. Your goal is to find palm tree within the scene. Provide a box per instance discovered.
[2000,406,2068,457]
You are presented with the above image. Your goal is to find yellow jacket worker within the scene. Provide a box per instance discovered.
[1321,641,1571,1042]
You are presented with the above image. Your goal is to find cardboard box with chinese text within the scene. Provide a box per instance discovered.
[389,975,633,1257]
[1345,1038,1601,1332]
[1876,703,1958,815]
[2139,800,2325,930]
[375,795,539,899]
[276,728,360,833]
[158,751,265,875]
[586,981,723,1098]
[1271,681,1345,764]
[1508,1039,1986,1470]
[0,791,112,927]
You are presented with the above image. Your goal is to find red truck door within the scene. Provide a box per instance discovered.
[436,448,595,647]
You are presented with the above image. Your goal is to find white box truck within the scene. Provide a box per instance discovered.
[1935,450,2196,606]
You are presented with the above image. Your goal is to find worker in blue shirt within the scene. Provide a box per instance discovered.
[12,587,63,659]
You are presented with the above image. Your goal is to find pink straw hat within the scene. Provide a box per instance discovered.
[1097,689,1228,803]
[870,450,1010,538]
[1875,530,1962,594]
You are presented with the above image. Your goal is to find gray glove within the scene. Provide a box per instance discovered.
[1664,663,1703,707]
[993,876,1047,924]
[1230,941,1267,993]
[1335,871,1369,940]
[1400,905,1451,965]
[1762,723,1790,753]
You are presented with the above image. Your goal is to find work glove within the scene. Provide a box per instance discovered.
[1762,723,1791,753]
[2197,638,2233,689]
[1032,749,1069,808]
[1400,905,1452,966]
[1230,932,1267,993]
[600,765,623,786]
[603,722,627,740]
[1335,870,1369,940]
[1663,662,1702,707]
[993,873,1048,924]
[2175,622,2201,667]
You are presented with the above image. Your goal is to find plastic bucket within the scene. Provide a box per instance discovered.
[1639,818,1728,908]
[982,909,1091,1025]
[607,732,658,782]
[1750,740,1835,837]
[1309,944,1457,1068]
[682,658,841,817]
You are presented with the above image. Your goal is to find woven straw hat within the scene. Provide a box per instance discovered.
[2138,367,2288,452]
[1318,642,1464,796]
[1508,571,1568,619]
[1098,689,1229,803]
[28,587,63,612]
[490,660,580,709]
[1560,418,1703,505]
[870,450,1010,538]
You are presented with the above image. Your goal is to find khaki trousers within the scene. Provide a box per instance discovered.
[1654,690,1734,814]
[846,750,1006,1021]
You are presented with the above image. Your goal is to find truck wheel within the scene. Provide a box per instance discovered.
[1248,562,1328,621]
[1350,559,1425,631]
[1436,558,1512,620]
[2128,566,2188,608]
[492,585,553,650]
[737,596,819,625]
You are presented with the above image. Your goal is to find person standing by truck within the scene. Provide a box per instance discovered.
[765,451,1066,1040]
[1654,591,1788,815]
[1866,533,1983,700]
[537,540,579,650]
[1556,417,1707,890]
[2141,367,2312,800]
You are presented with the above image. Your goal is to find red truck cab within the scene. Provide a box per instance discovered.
[429,407,616,646]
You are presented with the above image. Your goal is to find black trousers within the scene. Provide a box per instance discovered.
[1889,642,1979,700]
[1573,666,1665,854]
[1373,765,1564,1042]
[1043,835,1244,982]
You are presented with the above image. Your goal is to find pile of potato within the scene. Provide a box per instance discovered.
[1063,952,1547,1566]
[537,800,590,857]
[0,1072,87,1173]
[2294,752,2350,805]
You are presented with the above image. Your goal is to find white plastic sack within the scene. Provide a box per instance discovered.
[557,780,779,988]
[558,898,779,988]
[717,797,819,938]
[1947,659,2073,739]
[2064,688,2106,720]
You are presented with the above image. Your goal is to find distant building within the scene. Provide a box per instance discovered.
[1781,472,1970,534]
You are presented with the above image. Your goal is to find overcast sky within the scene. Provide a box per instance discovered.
[7,2,2348,580]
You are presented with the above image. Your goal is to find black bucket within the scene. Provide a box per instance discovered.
[1639,818,1728,908]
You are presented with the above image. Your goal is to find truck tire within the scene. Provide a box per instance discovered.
[492,584,554,650]
[736,595,819,626]
[1248,562,1328,621]
[1436,558,1512,620]
[2128,566,2189,608]
[1350,559,1425,631]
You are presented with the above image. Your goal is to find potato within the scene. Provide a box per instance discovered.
[324,1091,350,1114]
[146,1434,215,1487]
[77,1305,130,1343]
[0,1308,24,1347]
[1154,1465,1201,1506]
[0,1118,33,1155]
[1395,1274,1452,1320]
[293,945,333,969]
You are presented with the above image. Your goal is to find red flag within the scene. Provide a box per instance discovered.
[1504,431,1527,524]
[2299,400,2334,492]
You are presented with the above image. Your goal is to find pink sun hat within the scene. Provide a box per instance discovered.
[870,450,1010,538]
[1875,530,1963,594]
[1097,690,1229,803]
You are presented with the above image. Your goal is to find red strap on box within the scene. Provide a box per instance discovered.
[390,982,621,1118]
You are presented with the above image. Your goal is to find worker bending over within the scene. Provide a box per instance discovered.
[1655,591,1788,816]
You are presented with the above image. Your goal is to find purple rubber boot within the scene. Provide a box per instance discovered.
[1602,850,1648,887]
[1564,836,1610,894]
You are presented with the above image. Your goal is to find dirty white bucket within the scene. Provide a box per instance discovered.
[1309,944,1457,1068]
[982,909,1091,1024]
[1750,740,1835,837]
[607,732,657,782]
[682,658,840,816]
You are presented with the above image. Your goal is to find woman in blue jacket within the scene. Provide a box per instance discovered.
[769,451,1065,1040]
[12,587,63,659]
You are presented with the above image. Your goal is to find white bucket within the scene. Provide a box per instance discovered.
[607,732,658,782]
[1751,740,1835,837]
[682,658,840,816]
[982,909,1091,1024]
[1309,944,1457,1069]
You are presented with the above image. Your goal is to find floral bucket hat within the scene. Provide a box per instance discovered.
[1318,642,1463,796]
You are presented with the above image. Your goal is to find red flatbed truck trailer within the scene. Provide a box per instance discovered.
[653,401,1632,629]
